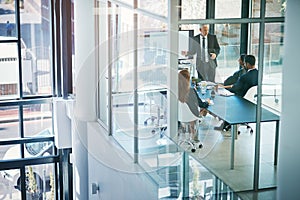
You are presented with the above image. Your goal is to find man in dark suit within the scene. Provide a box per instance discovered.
[226,54,258,97]
[183,24,221,82]
[223,54,247,86]
[215,55,258,132]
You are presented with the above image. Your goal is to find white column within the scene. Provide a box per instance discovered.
[277,1,300,199]
[74,0,96,121]
[73,0,96,199]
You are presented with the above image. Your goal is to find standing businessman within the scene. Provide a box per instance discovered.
[183,24,220,82]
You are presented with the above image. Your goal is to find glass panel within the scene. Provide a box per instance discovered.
[117,0,133,6]
[0,1,16,37]
[0,106,20,140]
[266,0,286,17]
[23,103,52,137]
[215,0,242,18]
[0,169,21,199]
[188,156,237,199]
[0,42,19,99]
[252,0,261,18]
[0,144,21,160]
[21,164,55,199]
[20,0,52,96]
[249,22,282,113]
[111,4,169,154]
[0,165,56,199]
[97,1,109,125]
[215,24,241,83]
[181,0,206,19]
[138,0,167,17]
[110,4,134,149]
[262,23,283,112]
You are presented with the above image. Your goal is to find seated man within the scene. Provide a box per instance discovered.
[215,55,258,132]
[223,54,247,86]
[225,54,258,97]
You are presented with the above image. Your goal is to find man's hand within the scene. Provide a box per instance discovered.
[181,50,188,56]
[210,53,217,59]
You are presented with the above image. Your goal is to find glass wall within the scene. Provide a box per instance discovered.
[181,0,206,19]
[97,0,168,156]
[96,0,285,195]
[215,0,242,18]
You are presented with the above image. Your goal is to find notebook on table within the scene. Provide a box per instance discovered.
[217,89,235,96]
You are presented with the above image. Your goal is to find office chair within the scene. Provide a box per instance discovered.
[178,101,203,152]
[238,85,258,134]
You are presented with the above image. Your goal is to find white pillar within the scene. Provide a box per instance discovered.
[73,0,96,199]
[277,1,300,199]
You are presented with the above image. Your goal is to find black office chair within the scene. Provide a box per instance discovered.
[238,86,257,134]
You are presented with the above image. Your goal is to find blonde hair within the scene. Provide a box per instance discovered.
[178,69,190,103]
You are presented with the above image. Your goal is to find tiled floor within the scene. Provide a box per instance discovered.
[112,92,278,199]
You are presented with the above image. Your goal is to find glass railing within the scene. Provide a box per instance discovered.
[127,132,241,199]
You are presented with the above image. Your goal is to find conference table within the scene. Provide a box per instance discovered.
[198,88,280,170]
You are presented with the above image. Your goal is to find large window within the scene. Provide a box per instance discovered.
[0,1,57,199]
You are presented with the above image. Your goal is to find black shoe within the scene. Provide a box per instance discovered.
[223,124,231,131]
[214,125,224,131]
[214,121,225,130]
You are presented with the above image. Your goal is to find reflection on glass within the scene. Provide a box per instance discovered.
[252,0,261,18]
[263,23,284,112]
[181,0,206,19]
[23,103,52,137]
[266,0,286,17]
[138,0,167,17]
[20,0,52,96]
[250,23,283,113]
[109,2,169,154]
[215,24,241,82]
[0,42,19,99]
[215,0,241,18]
[0,1,16,37]
[0,164,55,199]
[97,1,108,126]
[0,169,21,199]
[0,144,21,160]
[0,106,20,140]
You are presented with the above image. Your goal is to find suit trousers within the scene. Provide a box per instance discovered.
[197,60,216,82]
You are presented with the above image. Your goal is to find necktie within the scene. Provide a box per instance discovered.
[202,37,205,49]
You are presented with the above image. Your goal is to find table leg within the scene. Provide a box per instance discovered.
[274,120,280,165]
[230,124,237,169]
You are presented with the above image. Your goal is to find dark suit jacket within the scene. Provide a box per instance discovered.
[189,33,221,67]
[224,67,247,86]
[228,69,258,97]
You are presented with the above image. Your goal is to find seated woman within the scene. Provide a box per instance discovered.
[178,69,210,141]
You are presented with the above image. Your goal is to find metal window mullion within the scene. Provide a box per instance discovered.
[51,0,58,96]
[253,0,267,192]
[133,0,138,164]
[15,0,23,99]
[61,0,73,99]
[108,1,113,136]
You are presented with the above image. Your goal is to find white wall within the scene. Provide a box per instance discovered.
[277,1,300,199]
[87,123,158,200]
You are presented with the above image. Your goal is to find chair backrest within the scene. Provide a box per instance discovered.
[244,85,257,103]
[178,101,199,123]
